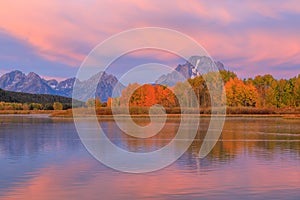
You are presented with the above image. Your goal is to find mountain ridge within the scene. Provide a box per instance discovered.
[155,56,225,86]
[0,56,226,101]
[0,70,124,102]
[0,87,82,105]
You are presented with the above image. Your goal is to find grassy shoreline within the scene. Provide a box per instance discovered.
[1,108,300,119]
[49,108,300,119]
[0,110,54,115]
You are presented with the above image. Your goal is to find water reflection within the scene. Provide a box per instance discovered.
[0,115,299,199]
[0,116,81,158]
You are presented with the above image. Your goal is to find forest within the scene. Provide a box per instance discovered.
[107,70,300,114]
[0,88,83,110]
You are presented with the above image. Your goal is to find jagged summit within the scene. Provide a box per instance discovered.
[155,56,226,86]
[0,70,124,102]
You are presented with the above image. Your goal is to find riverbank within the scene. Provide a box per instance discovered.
[0,110,54,115]
[49,108,300,119]
[1,107,300,119]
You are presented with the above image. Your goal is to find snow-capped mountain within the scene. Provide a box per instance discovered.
[0,70,124,102]
[155,56,225,86]
[0,57,226,101]
[0,70,58,95]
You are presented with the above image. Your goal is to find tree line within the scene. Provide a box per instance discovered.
[0,88,84,110]
[0,101,69,110]
[107,70,300,109]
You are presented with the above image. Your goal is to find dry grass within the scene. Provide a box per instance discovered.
[49,109,73,117]
[227,107,300,115]
[48,106,300,118]
[0,110,54,115]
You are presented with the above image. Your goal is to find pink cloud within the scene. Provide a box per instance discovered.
[247,0,300,19]
[40,75,68,82]
[0,0,299,77]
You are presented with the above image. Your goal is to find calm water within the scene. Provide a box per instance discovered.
[0,115,300,200]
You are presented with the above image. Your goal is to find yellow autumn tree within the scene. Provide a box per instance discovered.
[225,77,258,107]
[53,102,63,110]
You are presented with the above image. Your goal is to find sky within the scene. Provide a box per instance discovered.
[0,0,300,81]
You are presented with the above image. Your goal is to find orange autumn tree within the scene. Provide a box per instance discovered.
[225,77,259,107]
[118,84,178,108]
[155,85,178,107]
[130,84,156,106]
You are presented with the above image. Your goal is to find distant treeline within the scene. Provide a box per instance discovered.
[0,88,84,110]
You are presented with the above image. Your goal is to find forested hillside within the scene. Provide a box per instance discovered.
[0,88,84,110]
[0,88,74,103]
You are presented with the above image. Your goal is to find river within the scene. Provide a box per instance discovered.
[0,115,299,200]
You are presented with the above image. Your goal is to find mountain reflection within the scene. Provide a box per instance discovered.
[0,116,300,199]
[1,116,300,161]
[0,116,81,158]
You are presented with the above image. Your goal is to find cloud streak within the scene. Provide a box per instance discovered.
[0,0,299,78]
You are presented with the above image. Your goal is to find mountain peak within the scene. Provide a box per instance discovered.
[10,70,24,75]
[155,56,226,86]
[0,70,124,102]
[27,72,41,79]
